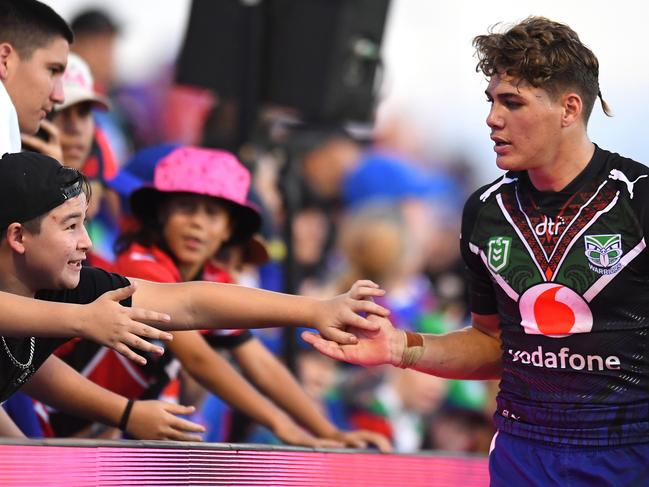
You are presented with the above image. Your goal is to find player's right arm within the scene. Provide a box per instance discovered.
[407,313,501,379]
[301,312,502,380]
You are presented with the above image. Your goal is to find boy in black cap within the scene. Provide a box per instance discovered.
[0,151,388,439]
[0,152,203,439]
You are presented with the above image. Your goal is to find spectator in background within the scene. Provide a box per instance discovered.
[51,53,115,212]
[51,52,121,265]
[69,9,119,95]
[347,367,448,453]
[301,134,460,210]
[301,134,465,303]
[0,0,72,154]
[69,7,130,164]
[427,406,494,454]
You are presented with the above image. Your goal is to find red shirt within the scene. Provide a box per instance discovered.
[115,243,182,283]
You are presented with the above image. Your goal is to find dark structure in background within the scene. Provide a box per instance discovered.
[176,0,390,149]
[176,0,265,153]
[265,0,389,124]
[176,0,391,441]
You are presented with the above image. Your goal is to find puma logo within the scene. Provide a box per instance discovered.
[608,170,648,199]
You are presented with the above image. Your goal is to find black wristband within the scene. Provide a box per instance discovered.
[118,399,135,431]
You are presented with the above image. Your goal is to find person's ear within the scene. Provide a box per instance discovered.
[6,223,27,255]
[561,92,583,127]
[0,43,14,81]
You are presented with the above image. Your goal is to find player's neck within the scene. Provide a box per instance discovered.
[527,136,595,192]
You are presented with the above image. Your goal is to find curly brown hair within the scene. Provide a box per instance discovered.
[473,16,611,122]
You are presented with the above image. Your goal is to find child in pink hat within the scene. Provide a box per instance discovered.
[129,147,261,249]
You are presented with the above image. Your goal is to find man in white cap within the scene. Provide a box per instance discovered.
[49,52,110,170]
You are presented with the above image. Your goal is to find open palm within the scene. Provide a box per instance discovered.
[301,314,396,366]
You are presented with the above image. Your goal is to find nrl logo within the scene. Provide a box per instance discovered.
[487,236,512,273]
[584,234,623,275]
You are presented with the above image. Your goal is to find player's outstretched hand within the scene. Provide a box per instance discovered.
[126,401,205,441]
[312,280,390,344]
[302,313,400,366]
[80,283,173,365]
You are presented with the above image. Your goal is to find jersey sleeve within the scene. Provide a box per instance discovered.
[460,190,498,315]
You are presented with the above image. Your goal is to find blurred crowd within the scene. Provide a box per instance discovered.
[7,5,497,455]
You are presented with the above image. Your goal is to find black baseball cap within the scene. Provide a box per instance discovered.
[0,152,85,230]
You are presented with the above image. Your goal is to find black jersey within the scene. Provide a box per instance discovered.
[461,145,649,446]
[0,267,131,403]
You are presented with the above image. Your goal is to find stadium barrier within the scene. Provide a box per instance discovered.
[0,439,489,486]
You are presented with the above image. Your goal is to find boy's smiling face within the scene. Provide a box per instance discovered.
[19,193,91,292]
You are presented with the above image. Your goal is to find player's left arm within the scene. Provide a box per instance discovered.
[412,312,502,379]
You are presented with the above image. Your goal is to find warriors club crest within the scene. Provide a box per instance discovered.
[584,234,623,275]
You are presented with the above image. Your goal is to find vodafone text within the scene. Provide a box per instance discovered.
[508,346,620,371]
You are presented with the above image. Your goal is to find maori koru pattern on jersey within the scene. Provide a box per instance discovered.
[500,180,618,281]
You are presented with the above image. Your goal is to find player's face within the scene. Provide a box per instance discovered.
[161,194,232,279]
[485,73,564,172]
[53,102,95,170]
[21,193,91,291]
[2,37,68,135]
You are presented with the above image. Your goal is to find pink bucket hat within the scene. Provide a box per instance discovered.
[130,146,261,244]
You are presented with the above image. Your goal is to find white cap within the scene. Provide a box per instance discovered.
[55,53,110,111]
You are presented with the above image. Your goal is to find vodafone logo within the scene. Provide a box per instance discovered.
[518,283,593,337]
